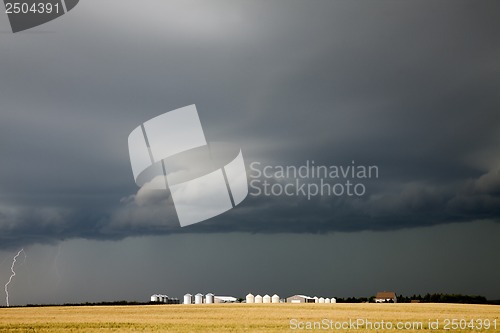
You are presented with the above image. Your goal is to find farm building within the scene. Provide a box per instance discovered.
[182,293,236,304]
[214,296,238,303]
[286,295,316,303]
[150,294,180,304]
[194,293,204,304]
[150,294,168,303]
[205,293,214,304]
[246,293,280,304]
[183,294,192,304]
[375,291,397,303]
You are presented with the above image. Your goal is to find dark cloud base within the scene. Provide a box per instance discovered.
[1,167,499,250]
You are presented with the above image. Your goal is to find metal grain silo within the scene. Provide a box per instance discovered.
[331,298,337,303]
[319,297,325,303]
[246,293,255,304]
[254,294,263,303]
[263,294,271,303]
[271,294,280,303]
[325,298,331,304]
[205,293,214,304]
[314,296,319,303]
[195,293,204,304]
[183,293,192,304]
[151,294,160,302]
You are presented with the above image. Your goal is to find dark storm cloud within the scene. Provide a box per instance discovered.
[1,0,499,249]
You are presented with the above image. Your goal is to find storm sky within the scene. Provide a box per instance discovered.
[1,0,499,305]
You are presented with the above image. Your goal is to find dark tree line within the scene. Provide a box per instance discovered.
[397,293,488,304]
[335,293,495,304]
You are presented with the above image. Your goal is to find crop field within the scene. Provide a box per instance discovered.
[0,303,499,332]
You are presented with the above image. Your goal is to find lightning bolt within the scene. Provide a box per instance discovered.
[4,248,26,307]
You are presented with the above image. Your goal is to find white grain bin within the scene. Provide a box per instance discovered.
[263,294,271,303]
[331,298,337,304]
[195,293,204,304]
[183,293,192,304]
[246,293,255,304]
[205,293,214,304]
[162,295,168,303]
[314,296,319,303]
[254,294,263,303]
[325,298,331,304]
[151,294,160,302]
[271,294,280,304]
[319,297,325,303]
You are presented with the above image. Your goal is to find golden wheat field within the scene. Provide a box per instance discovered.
[0,303,499,333]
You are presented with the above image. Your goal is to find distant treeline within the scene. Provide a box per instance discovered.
[2,295,498,308]
[19,301,165,308]
[336,293,499,305]
[398,294,489,304]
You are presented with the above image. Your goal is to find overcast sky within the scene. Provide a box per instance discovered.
[1,0,499,305]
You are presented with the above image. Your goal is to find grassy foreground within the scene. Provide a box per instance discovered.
[0,303,499,332]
